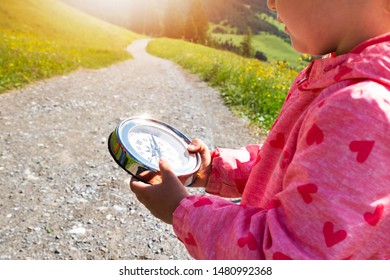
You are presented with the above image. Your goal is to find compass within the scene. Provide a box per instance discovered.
[108,117,201,186]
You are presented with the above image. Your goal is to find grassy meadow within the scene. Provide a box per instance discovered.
[0,0,143,93]
[209,15,305,68]
[147,38,298,131]
[211,32,303,68]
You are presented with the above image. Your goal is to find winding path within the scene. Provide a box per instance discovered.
[0,39,259,259]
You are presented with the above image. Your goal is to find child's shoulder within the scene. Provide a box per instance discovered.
[309,80,390,127]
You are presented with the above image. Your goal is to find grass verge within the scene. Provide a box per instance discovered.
[147,38,299,131]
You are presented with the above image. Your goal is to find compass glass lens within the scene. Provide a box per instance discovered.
[126,124,197,174]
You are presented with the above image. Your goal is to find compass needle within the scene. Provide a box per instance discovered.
[151,135,162,158]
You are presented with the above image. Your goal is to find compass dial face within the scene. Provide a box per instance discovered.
[119,121,198,175]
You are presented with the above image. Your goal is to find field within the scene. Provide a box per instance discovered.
[0,0,142,92]
[147,38,298,131]
[211,32,303,68]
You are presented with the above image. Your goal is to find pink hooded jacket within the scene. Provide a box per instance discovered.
[173,34,390,259]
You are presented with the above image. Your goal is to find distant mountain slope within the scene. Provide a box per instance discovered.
[60,0,287,39]
[201,0,287,38]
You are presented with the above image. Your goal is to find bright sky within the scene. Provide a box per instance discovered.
[63,0,169,17]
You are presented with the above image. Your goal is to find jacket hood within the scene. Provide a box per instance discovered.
[297,33,390,91]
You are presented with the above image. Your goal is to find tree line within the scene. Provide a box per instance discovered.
[134,0,266,61]
[60,0,281,61]
[162,0,208,44]
[60,0,286,39]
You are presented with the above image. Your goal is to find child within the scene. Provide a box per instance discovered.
[130,0,390,259]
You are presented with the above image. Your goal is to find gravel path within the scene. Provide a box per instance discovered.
[0,39,261,260]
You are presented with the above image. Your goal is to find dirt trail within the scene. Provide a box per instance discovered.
[0,39,260,259]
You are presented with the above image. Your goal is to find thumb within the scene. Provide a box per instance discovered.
[158,158,176,179]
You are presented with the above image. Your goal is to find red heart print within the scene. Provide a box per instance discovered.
[306,124,324,145]
[349,141,375,163]
[323,221,347,248]
[237,232,258,251]
[273,252,293,260]
[364,204,384,226]
[270,133,285,149]
[297,184,318,204]
[193,197,213,208]
[184,232,197,246]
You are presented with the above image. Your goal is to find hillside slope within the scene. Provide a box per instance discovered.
[60,0,284,37]
[58,0,299,65]
[0,0,142,92]
[61,0,289,37]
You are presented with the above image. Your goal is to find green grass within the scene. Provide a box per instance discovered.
[211,32,303,67]
[147,38,298,131]
[259,13,285,33]
[0,0,143,93]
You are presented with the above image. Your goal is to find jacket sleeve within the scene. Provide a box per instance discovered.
[173,82,390,259]
[205,144,262,198]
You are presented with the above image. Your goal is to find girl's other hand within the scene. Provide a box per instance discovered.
[187,138,212,188]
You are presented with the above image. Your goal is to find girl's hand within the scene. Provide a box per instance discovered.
[187,138,212,188]
[130,159,190,224]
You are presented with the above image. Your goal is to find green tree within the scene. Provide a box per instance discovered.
[240,27,254,57]
[184,0,208,44]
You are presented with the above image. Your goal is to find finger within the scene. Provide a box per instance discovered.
[158,158,176,179]
[130,179,160,206]
[130,170,162,186]
[187,138,203,152]
[159,159,187,189]
[186,139,211,188]
[130,177,151,192]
